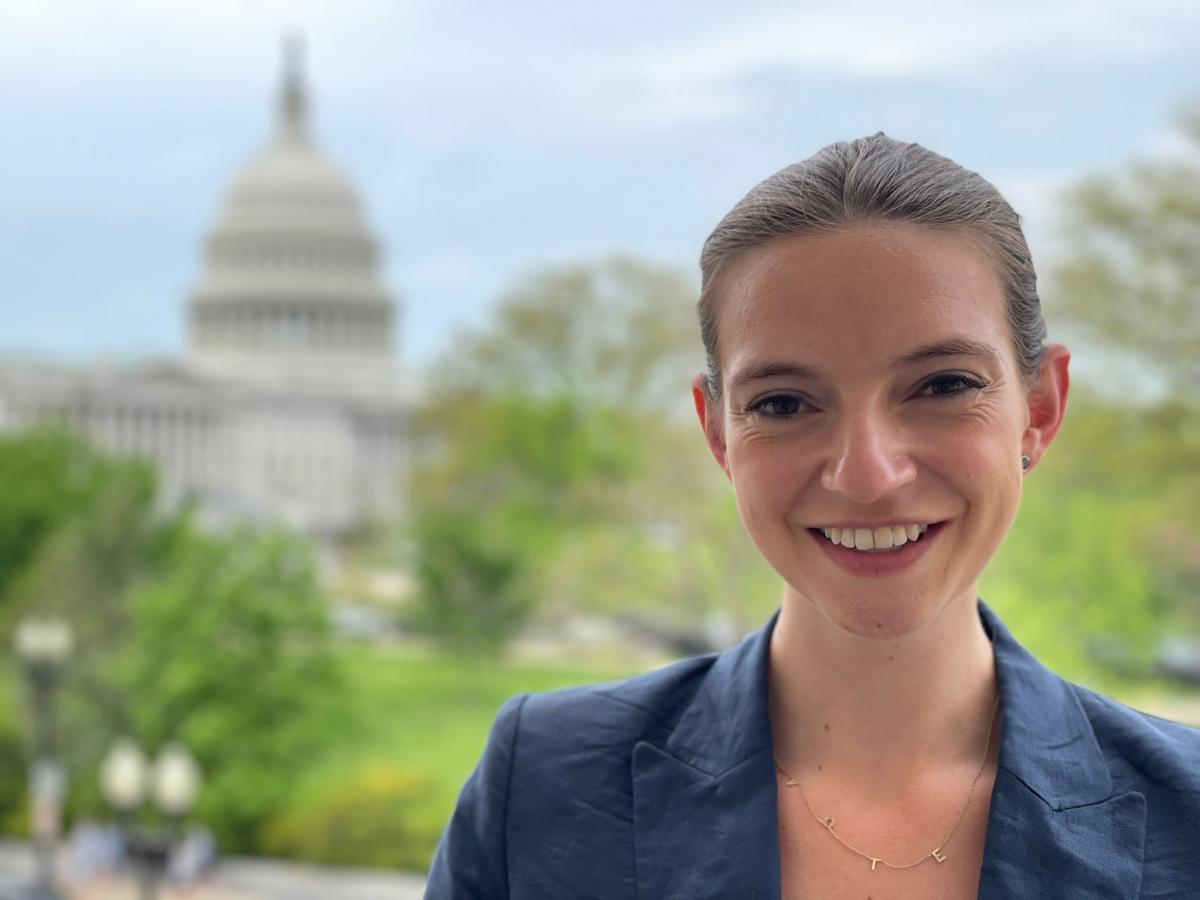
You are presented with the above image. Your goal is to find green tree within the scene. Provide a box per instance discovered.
[442,256,704,414]
[104,521,346,850]
[0,426,348,850]
[982,442,1170,685]
[0,425,162,619]
[410,390,645,655]
[1037,106,1200,653]
[409,257,777,655]
[0,427,180,828]
[1050,108,1200,398]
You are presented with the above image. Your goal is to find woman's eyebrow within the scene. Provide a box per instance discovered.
[889,337,1002,371]
[730,338,1002,389]
[730,362,823,389]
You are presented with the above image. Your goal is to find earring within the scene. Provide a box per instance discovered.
[1021,454,1031,471]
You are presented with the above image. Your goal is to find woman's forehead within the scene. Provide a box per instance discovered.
[717,224,1012,379]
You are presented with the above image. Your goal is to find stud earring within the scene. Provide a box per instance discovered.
[1021,454,1032,471]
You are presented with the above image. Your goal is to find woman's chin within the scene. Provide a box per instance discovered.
[804,589,936,641]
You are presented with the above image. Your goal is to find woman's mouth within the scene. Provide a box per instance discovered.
[806,521,949,576]
[818,522,930,552]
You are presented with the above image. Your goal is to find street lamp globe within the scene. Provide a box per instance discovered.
[100,738,148,812]
[152,743,202,817]
[14,618,73,666]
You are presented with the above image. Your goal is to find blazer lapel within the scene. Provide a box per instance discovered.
[632,741,781,899]
[631,603,1147,900]
[978,603,1147,899]
[631,614,782,900]
[980,769,1145,898]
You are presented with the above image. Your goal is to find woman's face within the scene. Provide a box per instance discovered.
[694,223,1069,639]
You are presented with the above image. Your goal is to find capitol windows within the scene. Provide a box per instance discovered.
[365,310,379,349]
[330,310,342,350]
[315,308,327,350]
[267,307,286,348]
[237,306,253,348]
[377,309,389,349]
[197,307,217,346]
[258,308,272,347]
[302,306,315,348]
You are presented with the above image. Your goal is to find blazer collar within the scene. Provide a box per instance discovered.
[976,603,1145,898]
[631,601,1146,900]
[978,602,1113,808]
[632,607,780,899]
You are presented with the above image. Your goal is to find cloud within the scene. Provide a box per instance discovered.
[4,0,1200,364]
[558,0,1200,131]
[5,0,1199,139]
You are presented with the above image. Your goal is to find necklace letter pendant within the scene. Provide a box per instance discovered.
[932,847,947,863]
[870,858,881,872]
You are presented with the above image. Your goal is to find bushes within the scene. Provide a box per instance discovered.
[260,765,444,871]
[0,727,27,834]
[105,523,350,852]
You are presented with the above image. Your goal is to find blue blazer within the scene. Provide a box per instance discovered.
[427,602,1200,898]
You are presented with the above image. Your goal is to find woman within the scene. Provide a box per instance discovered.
[426,134,1200,899]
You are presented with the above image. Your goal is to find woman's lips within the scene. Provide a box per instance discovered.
[807,521,948,577]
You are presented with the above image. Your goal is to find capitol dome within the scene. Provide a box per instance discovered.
[187,41,398,392]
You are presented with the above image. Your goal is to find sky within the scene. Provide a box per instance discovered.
[3,0,1200,370]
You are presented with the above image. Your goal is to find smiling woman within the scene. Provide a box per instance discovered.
[424,133,1200,899]
[702,223,1044,643]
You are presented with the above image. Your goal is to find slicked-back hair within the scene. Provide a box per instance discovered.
[698,132,1046,397]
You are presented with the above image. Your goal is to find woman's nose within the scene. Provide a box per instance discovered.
[819,412,918,505]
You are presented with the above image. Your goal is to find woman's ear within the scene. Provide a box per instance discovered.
[1022,343,1071,469]
[692,374,730,478]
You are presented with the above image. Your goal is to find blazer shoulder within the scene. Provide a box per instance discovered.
[1071,681,1200,790]
[449,652,725,897]
[519,650,721,750]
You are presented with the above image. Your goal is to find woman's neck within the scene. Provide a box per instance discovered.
[768,586,998,795]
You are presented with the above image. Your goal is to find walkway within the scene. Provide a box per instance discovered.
[0,840,426,900]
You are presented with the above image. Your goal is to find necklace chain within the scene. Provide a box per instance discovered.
[774,696,1000,872]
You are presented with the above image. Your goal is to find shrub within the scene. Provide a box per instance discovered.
[259,764,444,871]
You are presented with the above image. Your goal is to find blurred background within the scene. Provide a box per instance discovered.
[1,1,1199,896]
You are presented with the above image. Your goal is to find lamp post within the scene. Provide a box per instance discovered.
[100,738,202,900]
[14,617,73,900]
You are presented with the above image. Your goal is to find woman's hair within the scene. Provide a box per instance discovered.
[698,132,1046,397]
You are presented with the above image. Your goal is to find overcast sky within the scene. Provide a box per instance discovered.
[3,0,1200,369]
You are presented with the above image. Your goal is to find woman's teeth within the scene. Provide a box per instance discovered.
[820,524,930,552]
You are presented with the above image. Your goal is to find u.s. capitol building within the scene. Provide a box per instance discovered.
[0,48,407,539]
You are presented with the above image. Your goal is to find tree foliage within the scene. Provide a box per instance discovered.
[409,257,777,655]
[440,256,705,414]
[1049,108,1200,398]
[987,106,1200,676]
[0,425,163,621]
[0,427,347,850]
[982,398,1176,685]
[106,521,345,849]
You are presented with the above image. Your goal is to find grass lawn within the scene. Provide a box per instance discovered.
[312,640,1200,828]
[310,643,642,812]
[2,637,1193,871]
[0,646,644,868]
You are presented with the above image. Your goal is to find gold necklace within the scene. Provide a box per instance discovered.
[774,697,1000,872]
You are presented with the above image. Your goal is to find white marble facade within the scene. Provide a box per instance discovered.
[0,44,407,538]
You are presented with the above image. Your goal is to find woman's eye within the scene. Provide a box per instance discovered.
[748,395,810,417]
[918,373,986,398]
